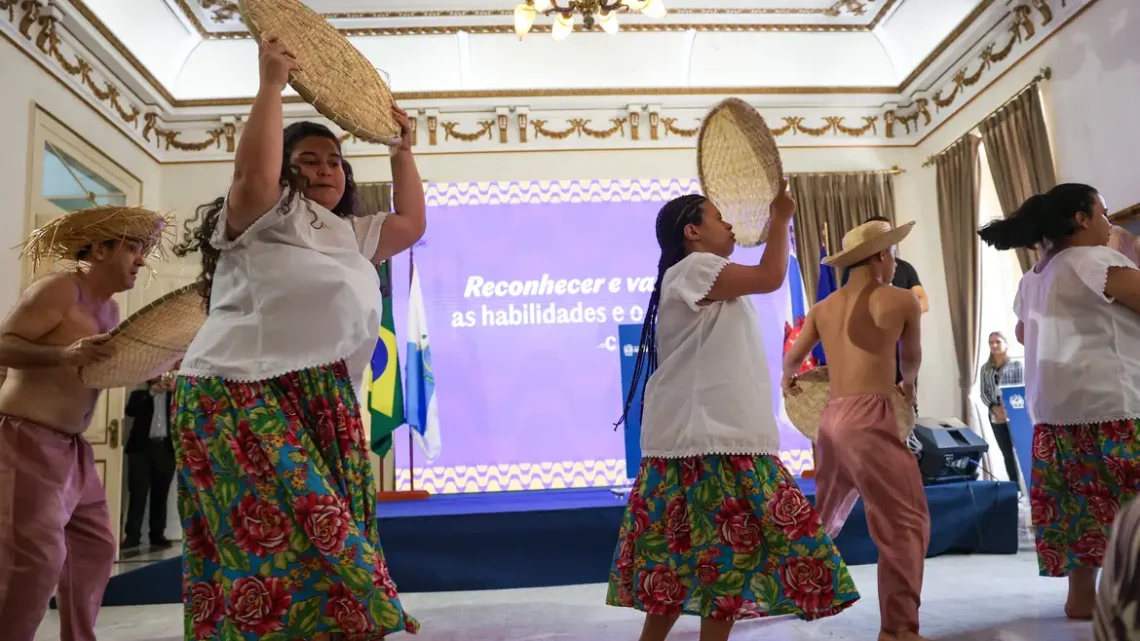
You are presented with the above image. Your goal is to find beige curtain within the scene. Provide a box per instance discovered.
[978,86,1057,272]
[935,135,982,422]
[357,182,394,215]
[789,172,897,303]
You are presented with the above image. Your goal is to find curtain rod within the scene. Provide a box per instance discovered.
[791,166,904,177]
[921,67,1052,168]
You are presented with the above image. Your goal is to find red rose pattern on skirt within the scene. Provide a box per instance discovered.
[606,454,859,620]
[172,362,418,640]
[1031,419,1140,577]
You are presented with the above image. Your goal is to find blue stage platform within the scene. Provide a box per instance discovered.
[97,478,1019,607]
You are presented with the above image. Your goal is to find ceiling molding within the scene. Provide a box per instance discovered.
[1,0,1091,164]
[52,0,985,108]
[182,1,900,37]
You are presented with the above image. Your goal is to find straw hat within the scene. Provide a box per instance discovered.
[784,367,916,442]
[697,98,784,247]
[19,205,172,270]
[822,219,916,268]
[80,284,207,390]
[239,0,400,144]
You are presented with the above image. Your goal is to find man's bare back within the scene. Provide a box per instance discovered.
[0,272,118,434]
[813,278,920,398]
[784,270,922,405]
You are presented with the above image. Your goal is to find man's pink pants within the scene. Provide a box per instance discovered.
[815,395,931,634]
[0,413,116,641]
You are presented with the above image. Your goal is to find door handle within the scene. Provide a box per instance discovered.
[108,419,120,449]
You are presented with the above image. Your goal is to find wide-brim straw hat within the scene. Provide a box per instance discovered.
[697,98,784,248]
[239,0,400,144]
[80,284,207,390]
[784,366,916,442]
[19,205,173,270]
[822,219,916,268]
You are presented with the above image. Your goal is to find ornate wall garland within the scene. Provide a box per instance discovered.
[882,0,1058,138]
[2,0,233,157]
[2,0,1081,160]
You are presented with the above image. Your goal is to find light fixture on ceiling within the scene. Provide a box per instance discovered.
[513,0,667,41]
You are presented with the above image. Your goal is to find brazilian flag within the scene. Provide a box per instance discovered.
[368,261,404,457]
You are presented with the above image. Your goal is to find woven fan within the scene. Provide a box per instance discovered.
[784,366,915,443]
[697,98,784,247]
[80,284,206,389]
[238,0,400,144]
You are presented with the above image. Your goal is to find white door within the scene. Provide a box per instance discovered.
[27,108,145,557]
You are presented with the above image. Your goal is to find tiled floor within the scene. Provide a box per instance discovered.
[34,550,1092,641]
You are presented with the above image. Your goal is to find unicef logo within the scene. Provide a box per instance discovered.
[623,344,636,357]
[1010,394,1025,409]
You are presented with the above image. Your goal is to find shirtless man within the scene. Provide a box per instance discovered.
[781,219,930,641]
[0,232,150,641]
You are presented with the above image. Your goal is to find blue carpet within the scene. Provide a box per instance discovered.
[93,479,1019,607]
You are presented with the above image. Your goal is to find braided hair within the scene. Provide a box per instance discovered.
[615,193,708,429]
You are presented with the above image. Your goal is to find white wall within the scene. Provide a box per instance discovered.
[894,0,1140,420]
[0,42,162,314]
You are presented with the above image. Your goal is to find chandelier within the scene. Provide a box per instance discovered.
[514,0,668,41]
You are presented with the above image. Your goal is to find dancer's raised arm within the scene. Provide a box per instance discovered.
[226,37,298,237]
[372,106,426,263]
[705,178,796,299]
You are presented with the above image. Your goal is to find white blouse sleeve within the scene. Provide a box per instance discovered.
[210,189,291,251]
[352,212,391,260]
[1073,246,1138,303]
[668,252,730,311]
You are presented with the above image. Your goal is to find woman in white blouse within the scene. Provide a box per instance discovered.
[170,39,424,640]
[605,186,858,641]
[979,183,1140,621]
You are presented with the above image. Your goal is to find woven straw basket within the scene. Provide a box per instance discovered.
[697,98,784,247]
[784,367,916,443]
[238,0,400,144]
[80,285,206,389]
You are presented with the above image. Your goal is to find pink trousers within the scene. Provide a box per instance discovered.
[0,413,116,641]
[815,395,931,634]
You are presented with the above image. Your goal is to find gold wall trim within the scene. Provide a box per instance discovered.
[883,0,1058,139]
[913,0,1097,148]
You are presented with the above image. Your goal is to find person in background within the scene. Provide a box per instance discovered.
[978,331,1026,488]
[978,183,1140,620]
[171,36,424,640]
[606,184,858,641]
[122,371,177,550]
[1095,496,1140,641]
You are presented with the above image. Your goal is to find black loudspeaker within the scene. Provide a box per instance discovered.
[912,417,989,486]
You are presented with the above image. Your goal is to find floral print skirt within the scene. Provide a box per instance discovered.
[1030,419,1140,577]
[606,454,859,621]
[172,362,418,640]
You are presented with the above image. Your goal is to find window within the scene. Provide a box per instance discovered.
[41,142,128,212]
[972,141,1026,484]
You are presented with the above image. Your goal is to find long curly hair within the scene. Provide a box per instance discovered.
[615,193,708,430]
[172,122,360,307]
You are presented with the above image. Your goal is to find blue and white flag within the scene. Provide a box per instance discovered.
[405,258,440,462]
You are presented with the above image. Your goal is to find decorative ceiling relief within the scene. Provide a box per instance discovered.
[2,0,1091,162]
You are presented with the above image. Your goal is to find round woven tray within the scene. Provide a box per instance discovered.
[784,366,915,443]
[80,284,207,389]
[697,98,784,247]
[238,0,399,144]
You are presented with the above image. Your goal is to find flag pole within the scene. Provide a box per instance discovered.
[408,245,416,494]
